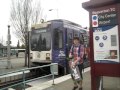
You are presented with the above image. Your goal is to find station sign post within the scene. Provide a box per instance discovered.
[82,0,120,90]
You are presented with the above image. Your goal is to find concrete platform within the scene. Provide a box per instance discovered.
[0,56,28,83]
[26,67,120,90]
[0,55,26,73]
[43,71,91,90]
[43,72,120,90]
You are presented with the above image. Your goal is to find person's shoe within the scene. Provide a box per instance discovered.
[72,86,78,90]
[79,87,83,90]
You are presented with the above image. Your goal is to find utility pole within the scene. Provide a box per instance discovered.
[25,25,28,67]
[28,31,31,67]
[7,25,11,69]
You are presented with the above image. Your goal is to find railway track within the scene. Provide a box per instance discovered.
[0,67,52,90]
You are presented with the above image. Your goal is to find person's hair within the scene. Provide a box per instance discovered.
[73,37,79,41]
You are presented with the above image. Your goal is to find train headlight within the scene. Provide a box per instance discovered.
[46,53,50,60]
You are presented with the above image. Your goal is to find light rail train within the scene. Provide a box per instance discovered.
[30,19,89,74]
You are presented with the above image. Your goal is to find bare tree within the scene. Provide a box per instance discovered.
[10,0,44,67]
[10,0,44,44]
[17,40,20,48]
[0,36,5,46]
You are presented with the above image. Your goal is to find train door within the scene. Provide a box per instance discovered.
[52,26,67,73]
[52,26,74,74]
[66,28,74,55]
[65,28,74,73]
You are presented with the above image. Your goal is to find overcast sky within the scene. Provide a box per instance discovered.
[0,0,89,46]
[41,0,89,26]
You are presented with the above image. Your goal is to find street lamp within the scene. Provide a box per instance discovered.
[7,25,12,69]
[49,9,59,19]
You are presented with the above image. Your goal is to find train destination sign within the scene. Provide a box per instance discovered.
[92,7,118,27]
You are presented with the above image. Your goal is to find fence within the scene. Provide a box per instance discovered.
[0,63,58,90]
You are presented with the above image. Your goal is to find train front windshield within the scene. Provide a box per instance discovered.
[31,29,51,51]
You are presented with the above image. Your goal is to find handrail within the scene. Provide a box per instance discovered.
[0,63,58,90]
[0,63,56,76]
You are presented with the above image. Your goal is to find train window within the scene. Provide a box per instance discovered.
[74,33,78,37]
[31,30,51,51]
[68,33,72,39]
[79,34,84,44]
[67,33,73,46]
[54,29,63,49]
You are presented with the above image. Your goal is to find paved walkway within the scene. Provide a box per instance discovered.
[43,71,91,90]
[42,71,120,90]
[25,66,120,90]
[0,54,25,69]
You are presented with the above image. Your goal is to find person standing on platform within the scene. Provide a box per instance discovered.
[69,37,84,90]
